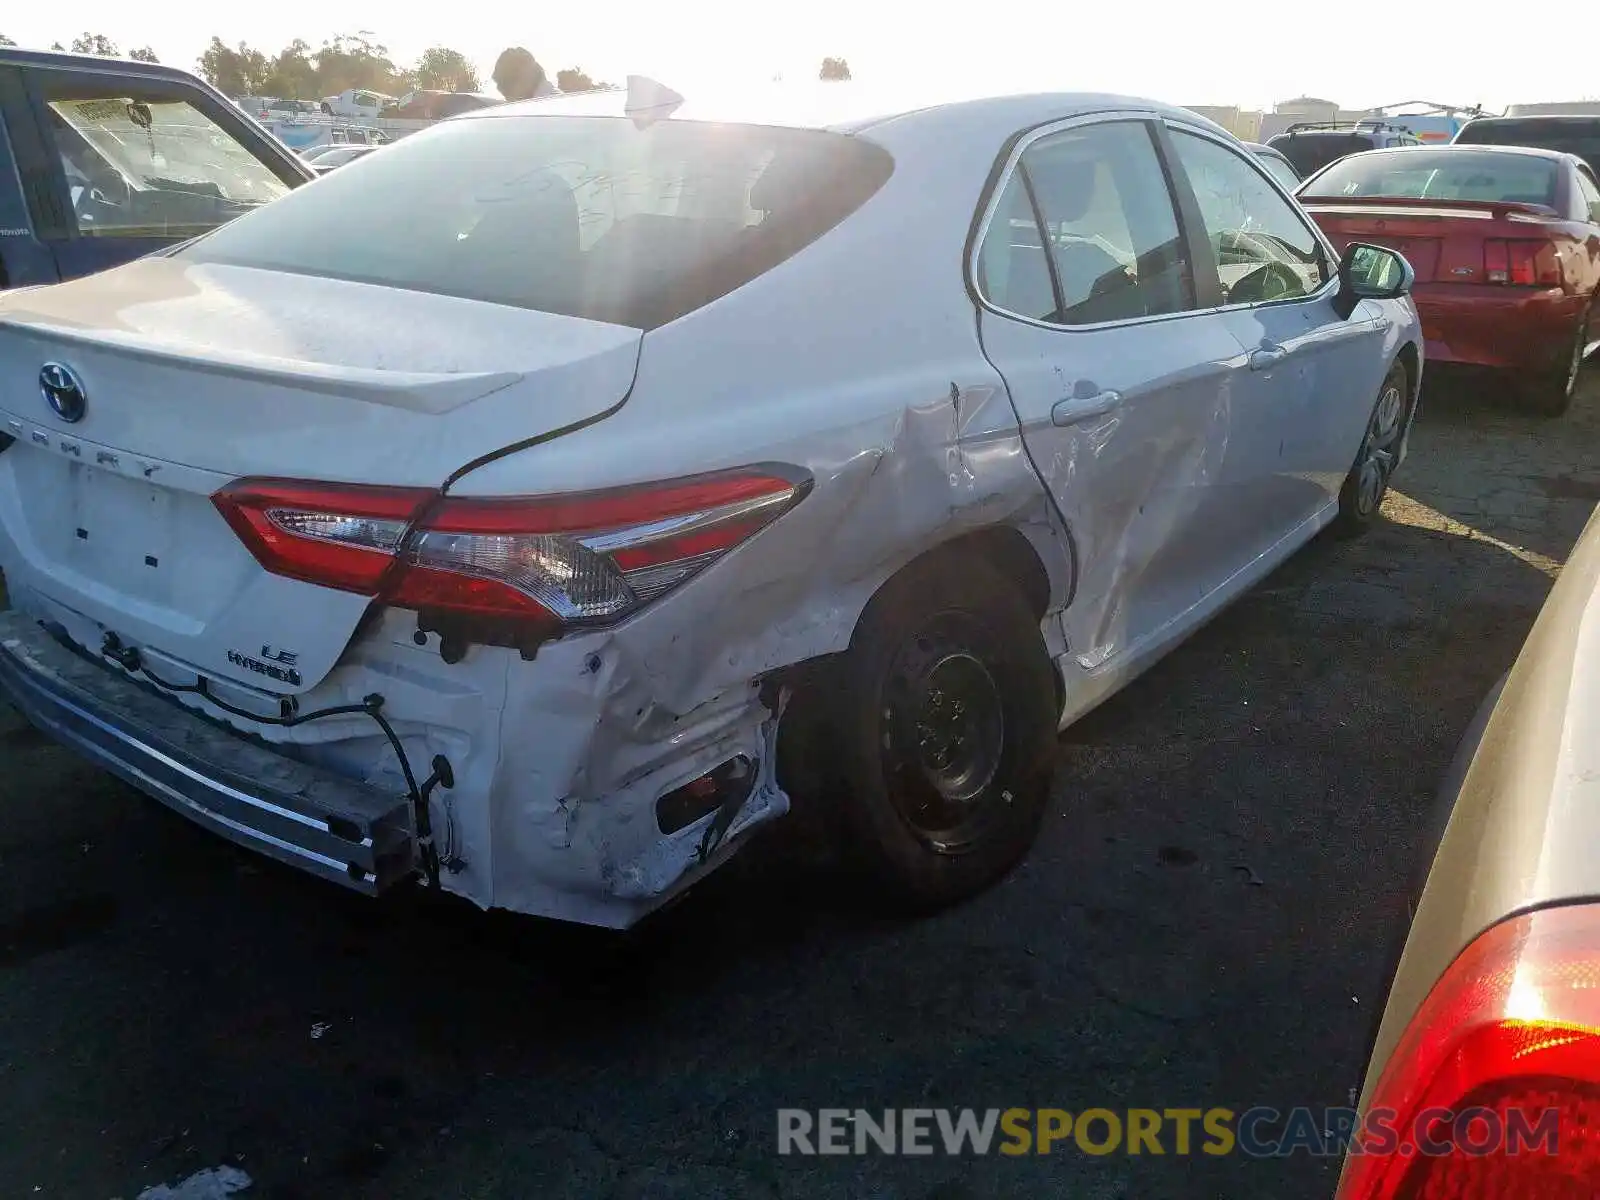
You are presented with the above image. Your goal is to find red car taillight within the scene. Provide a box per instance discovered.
[1482,239,1562,286]
[213,468,809,635]
[1336,903,1600,1200]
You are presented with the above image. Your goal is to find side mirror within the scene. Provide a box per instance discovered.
[1333,242,1414,320]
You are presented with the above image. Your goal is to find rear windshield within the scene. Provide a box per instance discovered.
[179,114,893,329]
[1301,150,1559,206]
[1456,120,1600,173]
[1267,132,1374,178]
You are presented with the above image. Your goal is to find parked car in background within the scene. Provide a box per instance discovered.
[1268,121,1422,180]
[0,84,1421,928]
[309,143,378,173]
[384,90,502,120]
[1455,113,1600,175]
[0,47,314,290]
[1299,145,1600,415]
[1336,500,1600,1199]
[264,98,319,120]
[320,88,392,120]
[1245,141,1301,189]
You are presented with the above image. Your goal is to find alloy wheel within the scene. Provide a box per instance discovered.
[1355,382,1405,517]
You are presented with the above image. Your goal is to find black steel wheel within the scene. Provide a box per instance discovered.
[834,554,1057,911]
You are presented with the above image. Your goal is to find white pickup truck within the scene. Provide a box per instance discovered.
[319,88,393,120]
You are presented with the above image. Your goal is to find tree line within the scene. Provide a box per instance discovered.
[193,35,615,100]
[0,31,159,60]
[0,31,608,99]
[0,31,854,94]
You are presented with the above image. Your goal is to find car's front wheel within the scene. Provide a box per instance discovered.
[834,555,1057,911]
[1333,360,1410,537]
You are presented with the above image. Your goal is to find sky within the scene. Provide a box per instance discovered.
[1,1,1590,114]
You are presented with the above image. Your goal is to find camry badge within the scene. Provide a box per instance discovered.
[39,362,86,423]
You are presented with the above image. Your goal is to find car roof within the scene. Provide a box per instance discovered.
[0,45,208,87]
[471,80,1229,142]
[1244,141,1288,157]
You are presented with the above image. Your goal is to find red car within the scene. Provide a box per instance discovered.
[1299,145,1600,415]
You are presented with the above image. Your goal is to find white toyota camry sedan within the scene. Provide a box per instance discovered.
[0,79,1422,927]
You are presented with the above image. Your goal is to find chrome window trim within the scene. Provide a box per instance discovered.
[969,112,1344,335]
[1161,120,1344,315]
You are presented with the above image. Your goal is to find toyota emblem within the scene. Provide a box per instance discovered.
[39,362,86,423]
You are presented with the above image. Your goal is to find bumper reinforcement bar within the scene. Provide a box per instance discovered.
[0,611,415,894]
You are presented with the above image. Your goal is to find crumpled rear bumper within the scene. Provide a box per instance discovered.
[0,611,416,894]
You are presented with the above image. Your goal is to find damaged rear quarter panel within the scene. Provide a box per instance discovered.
[451,124,1075,917]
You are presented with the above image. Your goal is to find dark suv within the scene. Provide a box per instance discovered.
[1266,121,1422,179]
[1454,115,1600,175]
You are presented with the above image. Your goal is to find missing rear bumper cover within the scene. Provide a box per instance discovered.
[657,754,756,838]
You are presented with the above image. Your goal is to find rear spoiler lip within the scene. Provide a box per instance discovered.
[1297,195,1560,221]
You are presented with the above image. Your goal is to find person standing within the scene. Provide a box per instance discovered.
[492,48,560,102]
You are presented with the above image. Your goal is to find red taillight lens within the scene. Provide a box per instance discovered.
[213,468,808,632]
[1337,903,1600,1200]
[212,479,433,593]
[1482,239,1562,286]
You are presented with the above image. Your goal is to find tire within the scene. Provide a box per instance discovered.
[1333,361,1410,538]
[833,554,1057,912]
[1519,299,1591,418]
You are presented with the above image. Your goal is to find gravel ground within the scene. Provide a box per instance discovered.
[0,371,1596,1200]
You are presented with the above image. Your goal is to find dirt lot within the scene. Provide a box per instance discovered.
[1,373,1597,1200]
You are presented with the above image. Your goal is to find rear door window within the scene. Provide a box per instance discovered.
[977,120,1195,325]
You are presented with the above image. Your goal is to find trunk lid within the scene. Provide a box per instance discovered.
[0,258,642,693]
[1300,196,1561,284]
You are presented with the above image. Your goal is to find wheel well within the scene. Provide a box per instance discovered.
[898,526,1054,621]
[781,526,1059,777]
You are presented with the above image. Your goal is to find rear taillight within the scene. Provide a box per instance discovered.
[213,468,809,636]
[1337,903,1600,1200]
[1482,239,1562,286]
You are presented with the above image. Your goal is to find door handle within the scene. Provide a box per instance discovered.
[1248,345,1289,371]
[1052,389,1122,427]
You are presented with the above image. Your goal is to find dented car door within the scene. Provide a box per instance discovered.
[1165,123,1386,543]
[974,115,1246,684]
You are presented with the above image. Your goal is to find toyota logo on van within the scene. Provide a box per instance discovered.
[39,363,86,423]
